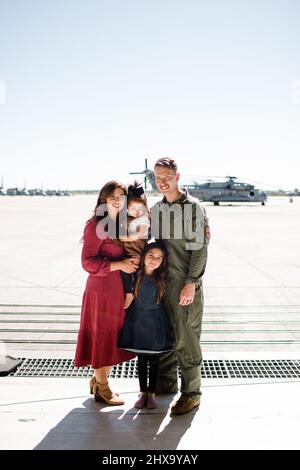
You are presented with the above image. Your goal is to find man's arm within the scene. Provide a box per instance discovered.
[185,244,208,285]
[185,203,209,284]
[180,203,209,306]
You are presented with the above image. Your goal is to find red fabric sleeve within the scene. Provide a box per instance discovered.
[81,220,111,276]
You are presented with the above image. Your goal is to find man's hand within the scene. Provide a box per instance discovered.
[205,225,211,241]
[179,283,196,306]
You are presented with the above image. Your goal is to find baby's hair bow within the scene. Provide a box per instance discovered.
[127,180,145,198]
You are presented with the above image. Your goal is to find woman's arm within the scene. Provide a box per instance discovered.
[81,222,111,276]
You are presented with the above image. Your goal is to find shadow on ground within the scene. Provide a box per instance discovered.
[34,394,197,450]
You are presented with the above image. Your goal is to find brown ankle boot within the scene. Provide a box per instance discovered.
[93,382,124,406]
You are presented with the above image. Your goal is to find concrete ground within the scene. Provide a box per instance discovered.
[0,195,300,449]
[1,376,300,450]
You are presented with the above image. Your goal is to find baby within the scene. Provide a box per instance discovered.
[120,181,150,309]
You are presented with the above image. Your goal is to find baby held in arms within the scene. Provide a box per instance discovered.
[120,181,150,309]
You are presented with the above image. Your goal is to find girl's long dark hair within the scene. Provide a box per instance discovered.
[134,241,168,304]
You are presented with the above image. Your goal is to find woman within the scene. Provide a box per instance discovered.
[74,181,138,405]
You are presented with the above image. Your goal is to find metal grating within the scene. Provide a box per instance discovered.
[8,358,300,379]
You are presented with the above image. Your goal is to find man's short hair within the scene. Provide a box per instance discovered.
[154,157,177,172]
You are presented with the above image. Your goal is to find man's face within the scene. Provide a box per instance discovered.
[154,166,179,195]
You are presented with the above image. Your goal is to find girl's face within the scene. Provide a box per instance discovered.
[128,201,146,218]
[106,188,126,216]
[144,248,164,273]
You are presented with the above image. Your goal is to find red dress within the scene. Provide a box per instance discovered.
[74,218,135,369]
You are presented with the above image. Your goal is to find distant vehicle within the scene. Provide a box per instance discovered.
[6,187,30,196]
[28,188,48,196]
[17,187,30,196]
[287,189,300,197]
[185,176,267,205]
[1,178,71,196]
[6,188,17,196]
[46,189,71,196]
[0,179,6,195]
[46,190,59,196]
[0,177,7,195]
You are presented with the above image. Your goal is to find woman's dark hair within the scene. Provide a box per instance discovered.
[84,181,127,243]
[134,241,168,303]
[86,180,127,224]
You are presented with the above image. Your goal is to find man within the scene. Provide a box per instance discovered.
[151,157,209,415]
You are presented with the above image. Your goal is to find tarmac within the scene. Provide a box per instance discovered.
[0,195,300,450]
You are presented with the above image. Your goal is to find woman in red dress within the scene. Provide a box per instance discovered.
[74,181,138,405]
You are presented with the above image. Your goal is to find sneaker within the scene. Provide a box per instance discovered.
[156,382,178,395]
[134,392,147,409]
[146,393,157,409]
[171,394,200,415]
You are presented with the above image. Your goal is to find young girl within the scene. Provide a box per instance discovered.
[120,181,150,309]
[118,241,172,409]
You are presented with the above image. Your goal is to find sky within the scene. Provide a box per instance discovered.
[0,0,300,191]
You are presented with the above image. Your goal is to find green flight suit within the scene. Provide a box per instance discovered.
[151,190,209,397]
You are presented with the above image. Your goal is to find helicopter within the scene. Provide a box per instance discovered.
[184,176,267,205]
[130,160,267,205]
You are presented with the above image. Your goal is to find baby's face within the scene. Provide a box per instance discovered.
[128,202,146,218]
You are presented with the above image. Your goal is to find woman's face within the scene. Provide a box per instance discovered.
[106,187,126,216]
[144,248,164,272]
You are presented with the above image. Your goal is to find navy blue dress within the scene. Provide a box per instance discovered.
[118,275,172,355]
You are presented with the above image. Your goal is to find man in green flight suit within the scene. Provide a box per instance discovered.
[151,157,210,415]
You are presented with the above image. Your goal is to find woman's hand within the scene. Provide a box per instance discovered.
[119,257,139,274]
